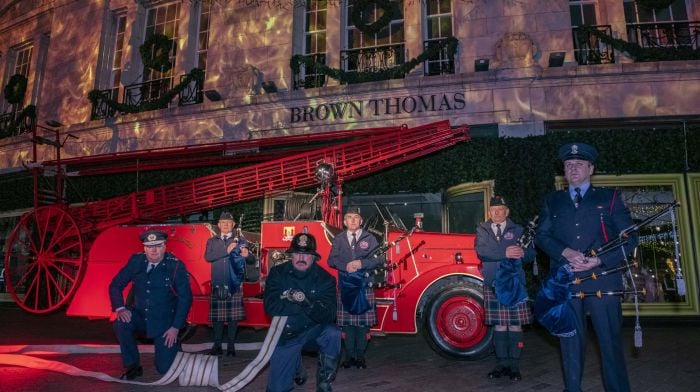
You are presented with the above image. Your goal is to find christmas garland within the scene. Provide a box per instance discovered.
[636,0,674,10]
[351,0,394,36]
[577,25,700,62]
[3,74,28,104]
[290,36,458,84]
[87,68,204,114]
[139,33,174,72]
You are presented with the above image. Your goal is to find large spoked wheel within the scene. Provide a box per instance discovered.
[4,206,86,314]
[423,283,493,360]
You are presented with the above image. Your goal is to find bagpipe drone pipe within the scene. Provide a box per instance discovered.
[534,201,682,346]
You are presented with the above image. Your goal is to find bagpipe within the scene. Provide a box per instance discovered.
[492,216,539,308]
[338,226,416,314]
[535,201,682,346]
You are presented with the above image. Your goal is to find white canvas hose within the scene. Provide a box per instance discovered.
[0,315,287,391]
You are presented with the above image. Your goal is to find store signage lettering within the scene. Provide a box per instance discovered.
[289,93,466,123]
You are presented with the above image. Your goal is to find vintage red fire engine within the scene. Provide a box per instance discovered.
[3,121,492,359]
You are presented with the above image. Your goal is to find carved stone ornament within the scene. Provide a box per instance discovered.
[229,64,263,95]
[494,32,538,69]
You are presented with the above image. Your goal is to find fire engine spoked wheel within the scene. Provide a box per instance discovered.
[423,282,493,360]
[4,206,86,314]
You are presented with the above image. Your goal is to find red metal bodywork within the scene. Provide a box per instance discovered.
[67,220,483,336]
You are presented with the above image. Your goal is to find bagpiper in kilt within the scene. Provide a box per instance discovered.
[328,207,384,370]
[475,195,534,382]
[204,212,256,357]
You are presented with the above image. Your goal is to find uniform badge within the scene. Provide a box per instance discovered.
[359,240,369,250]
[283,226,295,241]
[504,232,515,240]
[298,234,308,247]
[571,144,579,155]
[147,233,157,242]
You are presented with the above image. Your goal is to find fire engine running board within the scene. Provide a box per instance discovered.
[0,315,288,391]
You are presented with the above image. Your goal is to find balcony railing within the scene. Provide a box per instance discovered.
[292,53,327,90]
[90,73,203,120]
[627,21,700,50]
[90,87,119,121]
[340,43,406,82]
[124,77,173,108]
[572,25,615,65]
[0,109,36,139]
[423,38,455,76]
[178,73,204,106]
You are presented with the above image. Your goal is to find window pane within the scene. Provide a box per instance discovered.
[569,5,583,26]
[582,4,597,24]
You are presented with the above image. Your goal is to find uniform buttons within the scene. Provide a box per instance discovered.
[575,223,580,227]
[576,235,581,239]
[146,290,150,293]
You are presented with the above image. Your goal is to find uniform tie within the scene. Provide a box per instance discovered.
[350,233,357,248]
[574,187,582,208]
[146,263,155,274]
[495,224,502,241]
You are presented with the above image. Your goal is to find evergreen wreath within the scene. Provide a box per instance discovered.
[351,0,395,36]
[139,33,174,72]
[3,74,28,104]
[636,0,674,9]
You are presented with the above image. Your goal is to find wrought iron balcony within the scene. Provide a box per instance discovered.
[423,38,455,76]
[340,43,406,82]
[178,73,204,106]
[90,87,119,121]
[627,21,700,50]
[90,73,203,120]
[292,53,327,90]
[0,109,36,139]
[572,25,615,65]
[124,77,173,108]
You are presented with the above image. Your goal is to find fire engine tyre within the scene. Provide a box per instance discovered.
[3,206,85,314]
[422,283,493,360]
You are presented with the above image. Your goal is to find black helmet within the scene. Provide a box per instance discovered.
[286,233,321,258]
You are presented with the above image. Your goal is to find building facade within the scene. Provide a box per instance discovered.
[1,0,700,317]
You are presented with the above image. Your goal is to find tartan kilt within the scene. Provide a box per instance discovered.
[483,284,533,326]
[336,287,377,327]
[209,291,246,322]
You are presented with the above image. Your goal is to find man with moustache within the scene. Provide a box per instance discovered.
[264,232,341,392]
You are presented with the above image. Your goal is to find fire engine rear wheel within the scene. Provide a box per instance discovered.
[4,206,85,314]
[423,283,492,360]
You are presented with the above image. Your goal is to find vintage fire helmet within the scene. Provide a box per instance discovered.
[286,233,321,259]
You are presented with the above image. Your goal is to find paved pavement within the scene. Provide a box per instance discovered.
[0,300,699,391]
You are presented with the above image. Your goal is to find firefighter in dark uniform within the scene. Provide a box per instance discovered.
[109,230,193,380]
[536,143,637,392]
[264,232,341,392]
[475,195,533,381]
[328,206,384,369]
[204,212,255,356]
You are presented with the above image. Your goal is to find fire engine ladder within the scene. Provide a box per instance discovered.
[73,120,469,231]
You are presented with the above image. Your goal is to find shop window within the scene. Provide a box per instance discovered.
[554,173,698,316]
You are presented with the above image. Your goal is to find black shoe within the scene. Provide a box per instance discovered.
[487,366,510,379]
[120,364,143,380]
[207,345,223,356]
[355,358,367,369]
[509,370,522,381]
[341,358,355,369]
[226,348,236,357]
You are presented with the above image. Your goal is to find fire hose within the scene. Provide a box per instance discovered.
[0,315,287,390]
